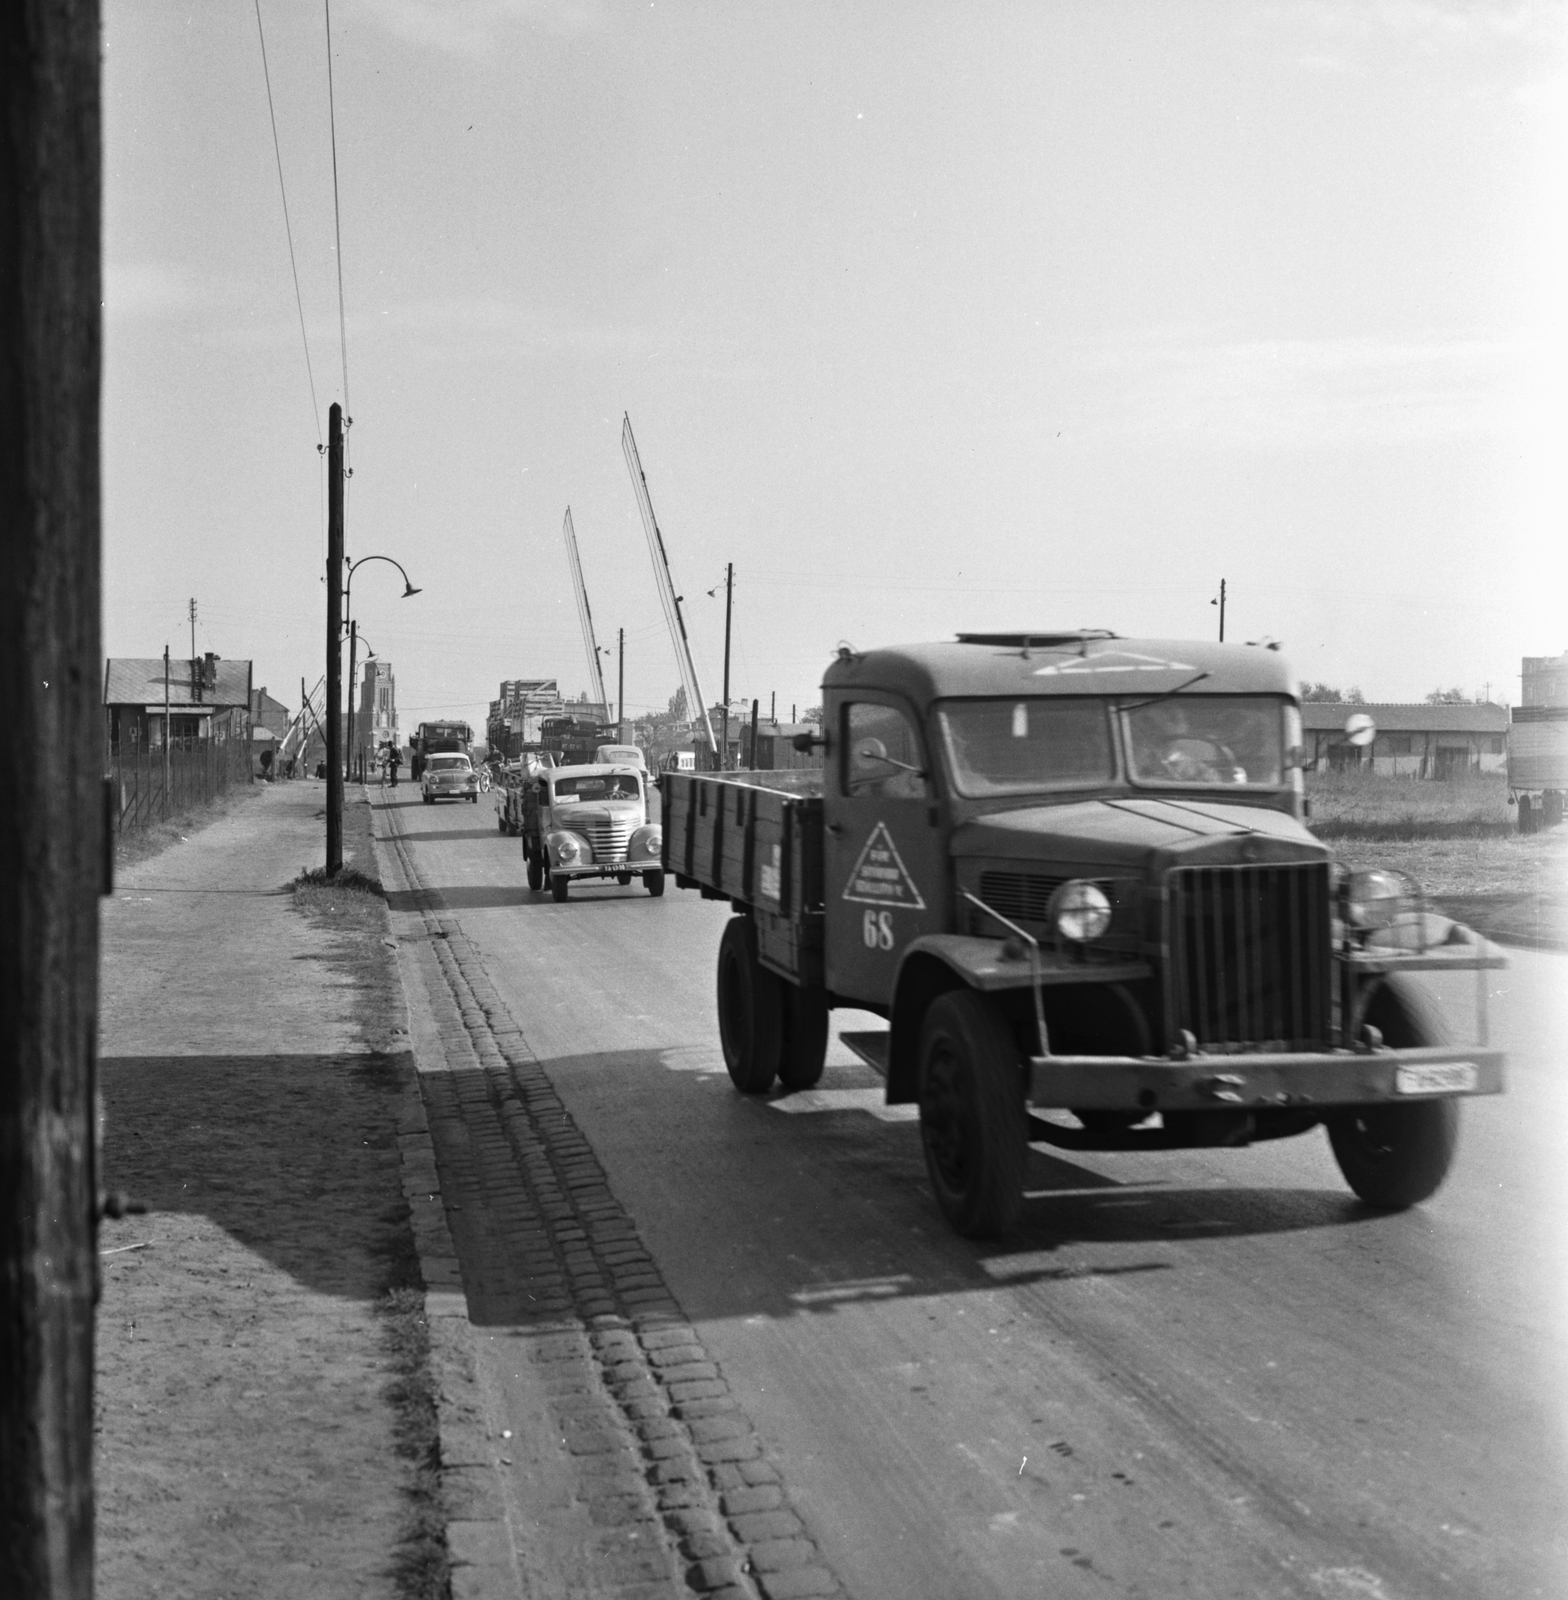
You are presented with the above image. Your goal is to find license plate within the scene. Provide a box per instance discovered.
[1395,1062,1478,1096]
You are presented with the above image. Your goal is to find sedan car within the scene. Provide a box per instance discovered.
[421,752,479,804]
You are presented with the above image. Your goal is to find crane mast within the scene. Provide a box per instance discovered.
[562,507,610,721]
[621,414,717,756]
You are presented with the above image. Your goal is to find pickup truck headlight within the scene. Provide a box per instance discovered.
[1345,868,1417,930]
[1049,879,1112,943]
[628,824,662,859]
[550,832,588,865]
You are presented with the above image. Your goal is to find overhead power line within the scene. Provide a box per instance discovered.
[253,0,321,444]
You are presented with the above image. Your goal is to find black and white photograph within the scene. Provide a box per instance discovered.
[4,3,1565,1596]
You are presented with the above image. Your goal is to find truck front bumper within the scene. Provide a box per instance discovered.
[1030,1044,1504,1112]
[553,859,659,879]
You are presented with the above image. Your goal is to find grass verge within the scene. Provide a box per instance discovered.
[113,777,263,873]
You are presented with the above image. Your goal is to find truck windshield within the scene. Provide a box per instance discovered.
[1120,695,1284,787]
[935,699,1115,797]
[552,774,641,802]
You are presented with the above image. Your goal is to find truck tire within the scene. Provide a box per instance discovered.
[526,851,542,891]
[1327,975,1459,1207]
[917,990,1027,1238]
[550,873,570,903]
[716,915,781,1094]
[645,870,665,897]
[777,983,828,1092]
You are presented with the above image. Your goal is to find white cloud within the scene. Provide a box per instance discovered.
[1063,328,1553,449]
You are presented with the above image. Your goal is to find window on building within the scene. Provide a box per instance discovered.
[1485,735,1504,755]
[1379,734,1412,756]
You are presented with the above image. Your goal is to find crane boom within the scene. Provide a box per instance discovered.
[563,507,610,719]
[621,414,717,754]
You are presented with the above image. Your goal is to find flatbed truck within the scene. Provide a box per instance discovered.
[661,631,1507,1238]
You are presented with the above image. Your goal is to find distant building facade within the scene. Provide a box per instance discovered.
[1300,702,1508,778]
[1521,652,1568,708]
[356,658,398,770]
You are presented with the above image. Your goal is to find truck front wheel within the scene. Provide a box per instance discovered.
[716,915,780,1094]
[644,869,665,897]
[918,991,1027,1239]
[550,873,570,902]
[526,851,543,891]
[1327,1100,1459,1208]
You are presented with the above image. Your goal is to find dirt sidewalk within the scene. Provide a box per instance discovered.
[96,781,442,1599]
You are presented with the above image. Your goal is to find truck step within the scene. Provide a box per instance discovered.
[839,1030,890,1076]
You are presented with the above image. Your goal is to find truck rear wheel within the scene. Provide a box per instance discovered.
[645,869,665,897]
[550,873,570,902]
[526,850,542,891]
[918,991,1027,1238]
[716,915,780,1094]
[1327,975,1459,1207]
[777,983,828,1092]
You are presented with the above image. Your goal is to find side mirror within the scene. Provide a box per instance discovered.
[1283,744,1307,770]
[792,731,825,753]
[1344,713,1376,748]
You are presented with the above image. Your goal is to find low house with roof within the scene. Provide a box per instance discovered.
[1300,702,1508,778]
[104,654,253,747]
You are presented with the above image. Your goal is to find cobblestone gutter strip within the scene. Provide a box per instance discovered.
[377,806,845,1600]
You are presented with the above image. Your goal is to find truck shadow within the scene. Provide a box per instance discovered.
[392,829,506,844]
[440,1050,1383,1328]
[384,885,667,913]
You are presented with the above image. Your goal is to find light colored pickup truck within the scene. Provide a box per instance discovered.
[522,762,664,901]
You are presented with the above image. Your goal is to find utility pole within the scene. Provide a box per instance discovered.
[345,619,358,783]
[750,698,759,769]
[163,643,171,810]
[1,3,102,1591]
[720,562,733,772]
[1213,578,1227,643]
[326,403,344,874]
[188,596,197,692]
[618,627,625,744]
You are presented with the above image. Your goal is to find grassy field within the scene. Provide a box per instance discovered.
[1304,770,1565,945]
[1305,769,1511,839]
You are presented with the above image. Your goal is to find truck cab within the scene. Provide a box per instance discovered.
[522,762,664,901]
[663,632,1506,1238]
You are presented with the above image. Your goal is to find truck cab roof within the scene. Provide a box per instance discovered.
[824,634,1296,704]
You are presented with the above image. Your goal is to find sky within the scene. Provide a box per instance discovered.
[103,0,1568,736]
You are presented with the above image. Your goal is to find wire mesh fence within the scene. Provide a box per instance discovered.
[106,735,254,838]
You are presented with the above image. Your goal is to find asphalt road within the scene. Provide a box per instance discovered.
[394,787,1567,1600]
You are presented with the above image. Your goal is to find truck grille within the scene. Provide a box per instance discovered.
[586,821,631,862]
[1166,862,1331,1052]
[975,871,1066,929]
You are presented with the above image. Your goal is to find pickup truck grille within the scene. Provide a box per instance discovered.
[1166,862,1332,1051]
[586,821,631,862]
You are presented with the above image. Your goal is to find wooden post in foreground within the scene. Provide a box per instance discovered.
[0,3,103,1595]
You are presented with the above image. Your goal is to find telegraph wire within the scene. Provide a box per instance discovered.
[254,0,321,445]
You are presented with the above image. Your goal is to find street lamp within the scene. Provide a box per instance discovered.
[344,555,420,783]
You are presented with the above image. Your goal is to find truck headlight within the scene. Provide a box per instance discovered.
[1345,868,1417,930]
[551,833,586,864]
[629,826,662,858]
[1049,880,1112,943]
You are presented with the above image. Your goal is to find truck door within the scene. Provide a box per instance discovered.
[823,695,947,1006]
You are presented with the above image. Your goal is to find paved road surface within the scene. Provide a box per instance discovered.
[391,788,1567,1600]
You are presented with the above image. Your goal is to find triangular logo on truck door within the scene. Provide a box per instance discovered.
[842,822,927,910]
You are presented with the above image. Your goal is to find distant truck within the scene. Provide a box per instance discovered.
[541,714,612,769]
[661,631,1507,1238]
[1508,706,1567,833]
[521,761,663,900]
[411,719,472,780]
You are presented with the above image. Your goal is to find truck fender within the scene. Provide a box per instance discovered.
[885,939,994,1103]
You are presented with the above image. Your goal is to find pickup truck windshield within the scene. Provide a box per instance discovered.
[1121,695,1284,787]
[552,774,642,802]
[936,698,1114,797]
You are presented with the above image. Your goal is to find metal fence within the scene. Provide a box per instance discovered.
[106,735,254,837]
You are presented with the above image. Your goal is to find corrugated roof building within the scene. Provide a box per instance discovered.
[1300,702,1507,778]
[104,655,253,747]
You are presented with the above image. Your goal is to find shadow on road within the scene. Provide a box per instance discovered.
[386,884,667,913]
[393,828,506,844]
